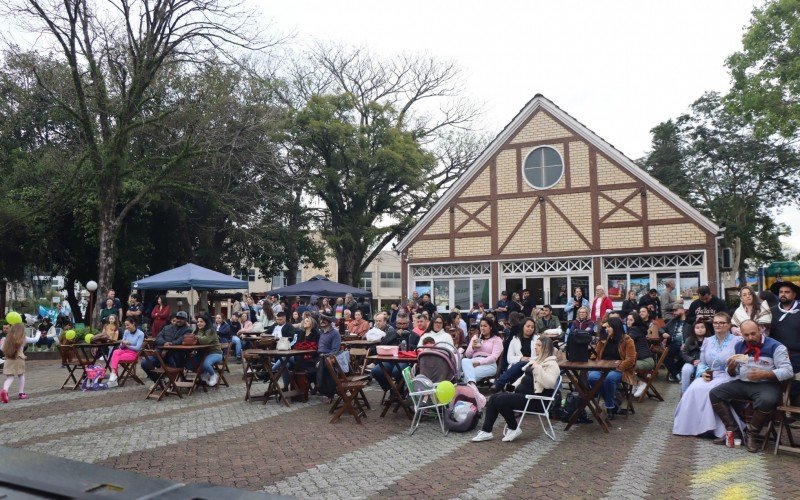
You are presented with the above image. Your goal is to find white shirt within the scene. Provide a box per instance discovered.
[272,323,285,339]
[419,330,454,346]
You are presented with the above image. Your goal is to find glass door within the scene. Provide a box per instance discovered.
[433,280,451,313]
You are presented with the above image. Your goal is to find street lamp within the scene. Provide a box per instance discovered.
[86,281,98,329]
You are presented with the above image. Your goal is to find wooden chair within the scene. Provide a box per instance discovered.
[243,350,266,402]
[58,344,92,390]
[324,355,369,424]
[116,352,144,387]
[211,343,230,388]
[349,347,370,376]
[617,381,636,416]
[773,375,800,456]
[143,348,182,401]
[636,344,669,403]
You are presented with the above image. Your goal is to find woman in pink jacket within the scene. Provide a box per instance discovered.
[461,318,503,385]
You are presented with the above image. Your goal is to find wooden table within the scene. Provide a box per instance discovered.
[341,339,379,348]
[245,349,316,407]
[150,344,214,400]
[559,359,620,433]
[367,355,418,419]
[74,341,121,373]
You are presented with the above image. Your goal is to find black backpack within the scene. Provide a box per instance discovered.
[558,391,593,424]
[566,330,592,362]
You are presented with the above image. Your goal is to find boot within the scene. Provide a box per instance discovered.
[711,402,741,445]
[743,410,771,453]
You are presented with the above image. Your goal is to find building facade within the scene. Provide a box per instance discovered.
[396,95,721,317]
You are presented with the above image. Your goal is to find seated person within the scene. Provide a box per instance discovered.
[35,317,57,350]
[107,318,144,387]
[371,314,419,392]
[461,318,503,385]
[493,318,537,392]
[566,306,593,345]
[679,319,711,393]
[315,314,342,403]
[266,311,296,340]
[419,314,454,347]
[673,312,740,439]
[472,336,560,442]
[627,311,655,398]
[342,309,353,333]
[710,319,793,452]
[588,317,637,418]
[535,305,562,338]
[141,311,192,383]
[187,314,223,387]
[348,310,370,338]
[213,313,237,359]
[661,305,691,382]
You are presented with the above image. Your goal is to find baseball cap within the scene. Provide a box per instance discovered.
[175,311,189,319]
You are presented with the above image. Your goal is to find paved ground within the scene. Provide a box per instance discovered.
[3,360,799,499]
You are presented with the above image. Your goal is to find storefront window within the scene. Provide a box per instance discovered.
[473,279,490,307]
[679,272,701,305]
[629,274,651,299]
[606,274,627,301]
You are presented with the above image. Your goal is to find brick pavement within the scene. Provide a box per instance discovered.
[4,360,799,498]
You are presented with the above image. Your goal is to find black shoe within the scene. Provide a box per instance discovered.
[235,358,242,364]
[503,383,516,393]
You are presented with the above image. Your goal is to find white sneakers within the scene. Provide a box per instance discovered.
[502,427,523,442]
[471,430,494,442]
[108,372,118,383]
[208,373,219,387]
[633,381,648,398]
[200,372,210,383]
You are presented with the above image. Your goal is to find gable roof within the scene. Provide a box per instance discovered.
[396,94,719,252]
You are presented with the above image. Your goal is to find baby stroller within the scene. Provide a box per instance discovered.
[415,342,461,383]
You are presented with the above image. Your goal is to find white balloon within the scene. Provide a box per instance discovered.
[86,280,98,292]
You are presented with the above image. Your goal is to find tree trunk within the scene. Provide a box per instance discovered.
[285,259,299,286]
[65,275,82,323]
[0,280,6,316]
[337,248,360,287]
[96,205,118,328]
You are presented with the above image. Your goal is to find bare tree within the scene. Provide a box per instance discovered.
[8,0,275,320]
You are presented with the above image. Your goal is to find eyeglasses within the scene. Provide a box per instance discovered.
[434,320,443,325]
[712,321,729,325]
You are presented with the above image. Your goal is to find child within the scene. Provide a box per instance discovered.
[421,337,436,347]
[2,323,41,402]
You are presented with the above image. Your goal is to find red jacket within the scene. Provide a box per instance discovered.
[590,296,614,322]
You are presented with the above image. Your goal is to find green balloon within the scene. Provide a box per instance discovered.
[65,329,76,341]
[83,334,94,344]
[5,311,22,325]
[435,381,456,405]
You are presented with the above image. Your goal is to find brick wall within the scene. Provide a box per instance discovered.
[461,167,490,197]
[510,111,571,144]
[600,227,643,248]
[569,141,590,188]
[409,238,450,259]
[649,223,706,247]
[597,155,635,183]
[454,236,491,257]
[647,194,682,220]
[496,149,517,195]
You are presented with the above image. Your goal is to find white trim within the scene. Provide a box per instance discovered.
[406,248,711,267]
[396,95,719,252]
[522,146,565,190]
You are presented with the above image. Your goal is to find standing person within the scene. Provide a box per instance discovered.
[660,280,678,322]
[334,297,346,323]
[673,312,740,439]
[495,291,510,323]
[638,289,663,320]
[107,289,124,319]
[769,280,800,406]
[472,336,560,442]
[507,292,523,316]
[99,298,117,324]
[405,291,420,316]
[661,305,691,382]
[679,319,712,393]
[126,294,145,325]
[149,295,171,337]
[564,288,589,322]
[59,300,74,323]
[521,289,536,318]
[1,324,40,402]
[419,293,437,317]
[591,286,614,323]
[107,318,144,387]
[731,285,772,336]
[621,290,639,318]
[686,285,728,325]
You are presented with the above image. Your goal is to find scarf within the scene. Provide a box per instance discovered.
[777,300,800,322]
[743,342,762,362]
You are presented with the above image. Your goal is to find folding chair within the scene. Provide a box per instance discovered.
[143,348,182,401]
[349,347,370,376]
[117,355,144,387]
[773,375,800,456]
[58,345,92,390]
[243,350,267,402]
[617,381,636,416]
[325,355,369,424]
[505,375,562,441]
[636,345,669,403]
[211,343,230,388]
[401,366,449,436]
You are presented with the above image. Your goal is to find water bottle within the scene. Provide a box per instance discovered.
[400,340,407,352]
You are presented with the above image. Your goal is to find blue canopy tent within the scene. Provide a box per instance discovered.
[132,263,249,316]
[268,274,371,299]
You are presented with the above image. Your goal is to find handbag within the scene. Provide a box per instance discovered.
[91,332,110,344]
[276,337,291,351]
[182,334,198,346]
[251,322,265,333]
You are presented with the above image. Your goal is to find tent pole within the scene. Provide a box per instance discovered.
[190,286,194,317]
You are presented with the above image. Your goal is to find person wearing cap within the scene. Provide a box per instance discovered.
[495,291,510,322]
[687,285,728,325]
[315,313,341,403]
[769,280,800,405]
[140,312,192,383]
[660,304,691,382]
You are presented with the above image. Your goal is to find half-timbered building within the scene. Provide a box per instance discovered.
[396,95,721,316]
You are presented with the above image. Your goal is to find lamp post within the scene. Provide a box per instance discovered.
[86,281,98,329]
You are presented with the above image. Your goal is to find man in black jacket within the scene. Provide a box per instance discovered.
[370,313,418,391]
[770,281,800,405]
[419,293,437,317]
[686,285,728,325]
[266,311,296,340]
[660,305,691,382]
[141,311,192,382]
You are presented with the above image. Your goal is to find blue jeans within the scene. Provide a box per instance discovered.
[371,362,407,391]
[461,358,497,383]
[587,369,623,409]
[494,361,526,388]
[189,352,223,376]
[272,358,297,387]
[230,336,242,358]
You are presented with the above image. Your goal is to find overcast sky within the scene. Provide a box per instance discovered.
[258,0,799,252]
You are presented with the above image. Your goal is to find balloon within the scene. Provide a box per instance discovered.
[65,329,76,341]
[83,334,94,344]
[5,311,22,325]
[435,381,456,405]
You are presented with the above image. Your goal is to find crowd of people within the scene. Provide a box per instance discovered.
[2,279,798,455]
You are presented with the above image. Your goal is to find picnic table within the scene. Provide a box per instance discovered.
[367,354,419,419]
[243,349,316,407]
[146,344,213,401]
[559,359,620,433]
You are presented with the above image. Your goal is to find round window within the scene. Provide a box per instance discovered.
[522,146,564,190]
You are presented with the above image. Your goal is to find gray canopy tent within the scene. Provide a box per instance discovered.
[268,274,371,299]
[132,263,249,316]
